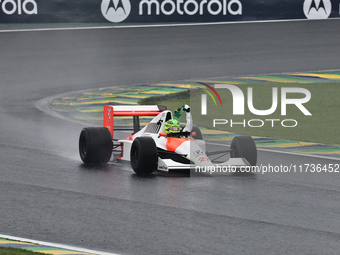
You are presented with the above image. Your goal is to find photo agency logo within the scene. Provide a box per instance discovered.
[200,84,312,128]
[101,0,131,23]
[199,82,223,113]
[303,0,332,19]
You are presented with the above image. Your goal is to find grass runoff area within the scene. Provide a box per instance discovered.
[140,82,340,145]
[0,247,44,255]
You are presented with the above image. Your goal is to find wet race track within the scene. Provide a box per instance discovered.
[1,20,340,254]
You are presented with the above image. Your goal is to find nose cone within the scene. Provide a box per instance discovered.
[172,138,212,166]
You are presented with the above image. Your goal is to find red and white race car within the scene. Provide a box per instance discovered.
[79,105,257,175]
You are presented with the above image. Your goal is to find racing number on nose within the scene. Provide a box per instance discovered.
[199,157,209,162]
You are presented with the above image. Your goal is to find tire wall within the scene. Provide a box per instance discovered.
[0,0,338,24]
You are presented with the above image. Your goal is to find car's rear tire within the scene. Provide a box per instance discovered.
[191,125,203,140]
[130,137,157,175]
[180,124,203,139]
[230,135,257,166]
[79,127,112,164]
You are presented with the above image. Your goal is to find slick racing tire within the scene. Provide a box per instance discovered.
[130,137,158,175]
[79,127,112,164]
[180,124,203,139]
[191,125,203,140]
[230,135,257,166]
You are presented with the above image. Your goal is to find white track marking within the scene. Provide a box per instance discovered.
[257,147,340,161]
[1,18,340,33]
[0,234,119,255]
[206,142,340,161]
[207,142,340,160]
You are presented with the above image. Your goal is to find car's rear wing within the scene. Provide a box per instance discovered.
[104,105,167,138]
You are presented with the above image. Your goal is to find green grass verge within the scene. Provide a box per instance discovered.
[0,247,44,255]
[139,82,340,145]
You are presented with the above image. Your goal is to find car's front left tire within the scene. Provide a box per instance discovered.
[130,137,158,175]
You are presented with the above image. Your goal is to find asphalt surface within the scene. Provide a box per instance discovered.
[1,19,340,255]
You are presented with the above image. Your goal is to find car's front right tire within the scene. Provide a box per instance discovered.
[230,135,257,166]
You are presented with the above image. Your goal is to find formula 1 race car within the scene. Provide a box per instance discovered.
[78,105,257,175]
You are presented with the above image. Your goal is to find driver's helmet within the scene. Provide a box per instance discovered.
[165,119,181,134]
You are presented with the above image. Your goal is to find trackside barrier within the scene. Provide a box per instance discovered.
[0,0,339,24]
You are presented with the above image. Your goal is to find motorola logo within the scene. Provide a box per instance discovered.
[303,0,332,19]
[101,0,131,23]
[0,0,37,15]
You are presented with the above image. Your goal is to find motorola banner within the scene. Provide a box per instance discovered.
[0,0,338,23]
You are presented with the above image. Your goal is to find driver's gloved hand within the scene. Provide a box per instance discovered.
[177,105,190,112]
[183,105,190,113]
